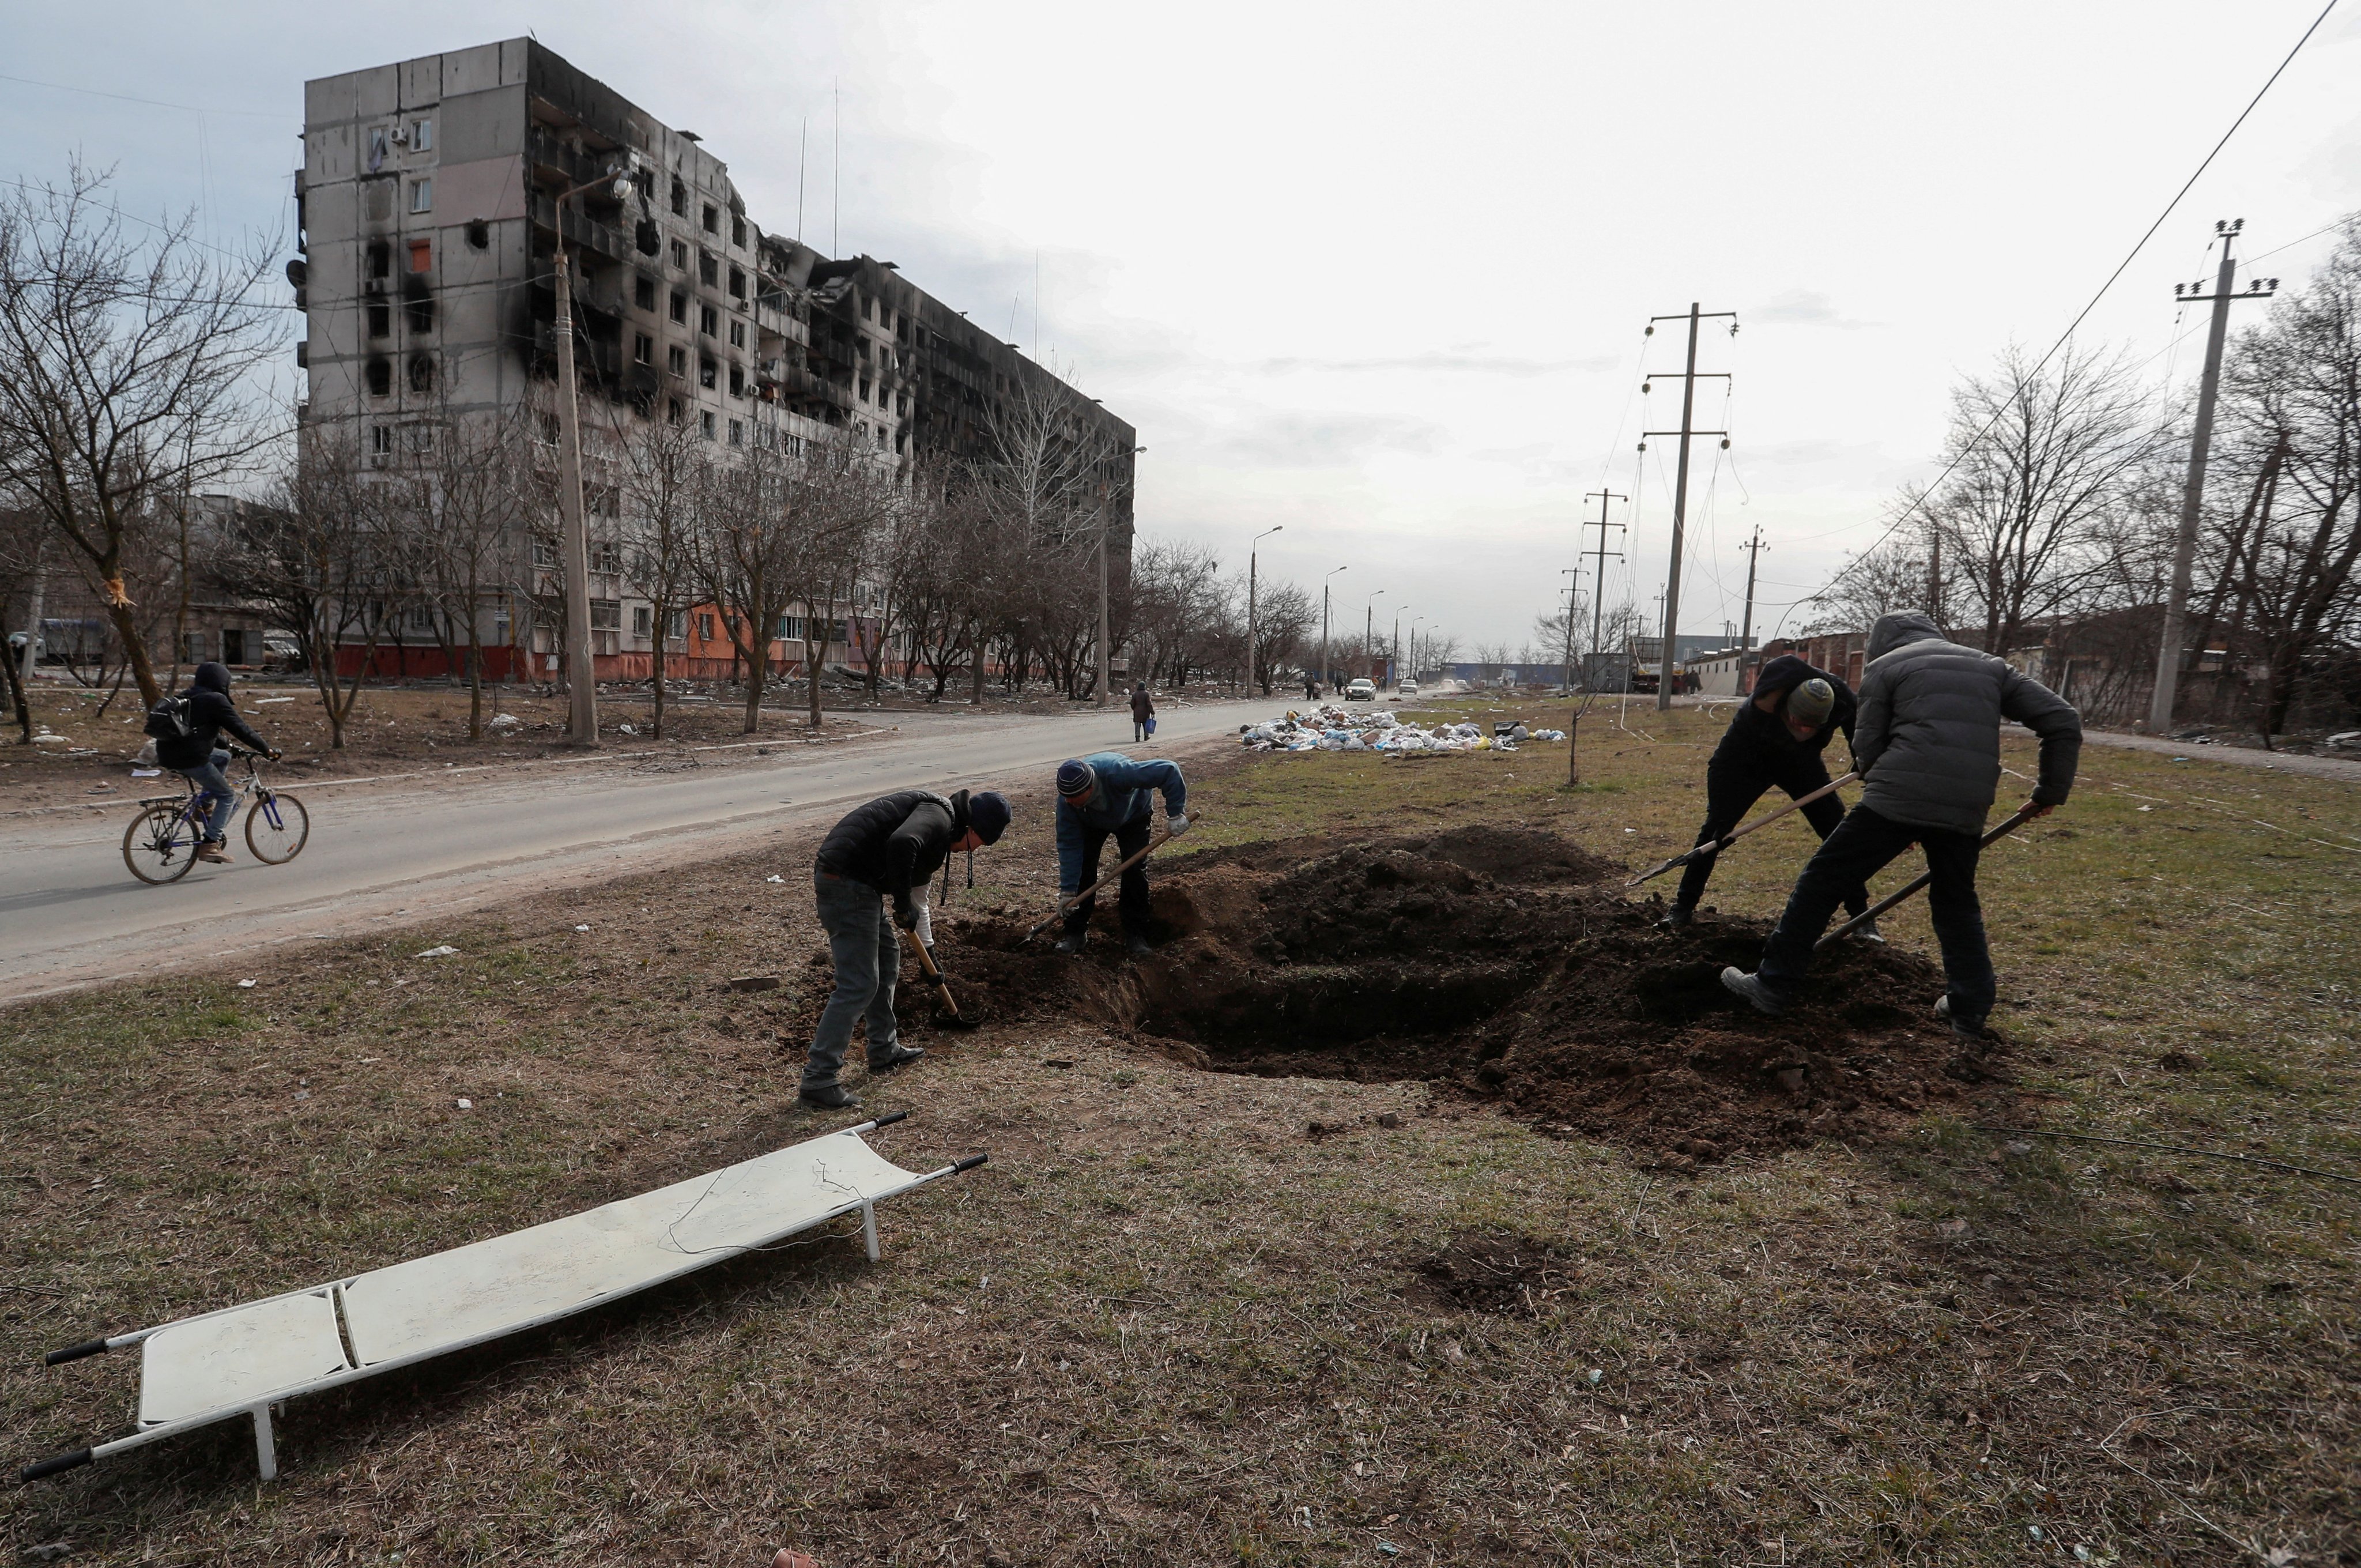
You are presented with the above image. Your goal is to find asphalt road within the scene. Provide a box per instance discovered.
[0,698,1268,1003]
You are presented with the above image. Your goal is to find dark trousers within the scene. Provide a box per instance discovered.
[1133,719,1148,741]
[1757,804,1996,1023]
[804,870,901,1090]
[1676,749,1865,917]
[1064,813,1153,936]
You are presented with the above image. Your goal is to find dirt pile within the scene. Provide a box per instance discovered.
[938,826,2004,1160]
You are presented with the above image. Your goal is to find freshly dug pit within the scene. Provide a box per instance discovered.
[938,825,2007,1159]
[1408,1234,1582,1318]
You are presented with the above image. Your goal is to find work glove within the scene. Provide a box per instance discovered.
[892,899,919,932]
[1166,813,1190,838]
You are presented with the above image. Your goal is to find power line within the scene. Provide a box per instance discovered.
[1808,0,2341,604]
[0,70,292,120]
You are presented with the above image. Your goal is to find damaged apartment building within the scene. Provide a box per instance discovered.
[295,37,1136,680]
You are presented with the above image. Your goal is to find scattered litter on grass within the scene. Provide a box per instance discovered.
[416,945,459,959]
[766,873,786,883]
[456,1098,473,1110]
[574,924,591,932]
[729,975,783,993]
[254,696,295,706]
[487,713,521,731]
[236,979,256,989]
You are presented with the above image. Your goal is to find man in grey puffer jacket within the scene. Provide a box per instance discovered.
[1722,611,2081,1036]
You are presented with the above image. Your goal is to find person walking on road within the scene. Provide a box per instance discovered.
[799,787,1012,1110]
[1720,612,2081,1039]
[1130,681,1155,743]
[149,661,279,864]
[1661,656,1875,936]
[1054,753,1188,958]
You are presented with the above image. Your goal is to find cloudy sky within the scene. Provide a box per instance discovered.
[6,1,2358,655]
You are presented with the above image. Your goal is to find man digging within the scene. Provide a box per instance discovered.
[799,787,1013,1111]
[1053,754,1189,958]
[1721,611,2080,1039]
[1660,654,1875,937]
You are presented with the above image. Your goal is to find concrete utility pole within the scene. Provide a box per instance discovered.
[1559,568,1581,692]
[1738,525,1766,654]
[2148,221,2276,733]
[1390,604,1408,691]
[1364,590,1385,685]
[1321,566,1347,694]
[1245,525,1281,694]
[550,159,637,746]
[1642,303,1736,710]
[1095,511,1110,707]
[1582,488,1625,689]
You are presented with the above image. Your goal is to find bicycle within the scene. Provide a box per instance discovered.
[121,748,311,885]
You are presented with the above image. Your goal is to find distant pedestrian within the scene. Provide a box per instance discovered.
[1130,681,1155,742]
[799,787,1012,1110]
[1721,612,2080,1039]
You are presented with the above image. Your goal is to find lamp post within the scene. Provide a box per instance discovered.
[1364,590,1385,689]
[1410,616,1423,689]
[1320,566,1347,695]
[1390,604,1408,692]
[1099,444,1143,708]
[550,158,638,746]
[1245,524,1282,695]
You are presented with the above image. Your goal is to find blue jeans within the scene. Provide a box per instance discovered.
[1756,804,1997,1024]
[174,750,237,843]
[803,870,902,1091]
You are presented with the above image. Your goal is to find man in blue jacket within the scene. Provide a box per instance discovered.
[1054,753,1189,956]
[1662,654,1874,937]
[1722,612,2080,1039]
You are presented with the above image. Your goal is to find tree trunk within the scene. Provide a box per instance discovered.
[650,624,667,740]
[742,638,765,734]
[807,600,829,730]
[466,623,484,740]
[1,633,31,742]
[104,595,163,710]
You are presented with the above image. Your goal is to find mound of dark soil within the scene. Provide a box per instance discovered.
[936,824,2005,1159]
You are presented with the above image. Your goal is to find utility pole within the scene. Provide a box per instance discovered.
[1245,525,1280,695]
[1581,488,1625,689]
[1364,590,1385,687]
[1737,526,1766,653]
[1924,514,1943,628]
[1321,566,1347,696]
[1558,568,1582,692]
[2149,220,2275,733]
[1095,512,1110,707]
[1642,303,1736,710]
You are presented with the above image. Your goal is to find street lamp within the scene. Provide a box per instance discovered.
[1245,524,1283,695]
[550,157,638,745]
[1390,604,1408,692]
[1364,590,1386,688]
[1410,616,1424,688]
[1320,566,1348,695]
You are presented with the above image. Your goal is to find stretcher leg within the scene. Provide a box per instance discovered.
[862,1201,880,1263]
[251,1404,277,1483]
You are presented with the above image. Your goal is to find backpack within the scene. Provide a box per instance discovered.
[144,695,194,742]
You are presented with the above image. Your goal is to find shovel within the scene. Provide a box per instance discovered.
[1022,823,1180,945]
[1816,804,2039,950]
[1628,772,1859,888]
[901,928,979,1029]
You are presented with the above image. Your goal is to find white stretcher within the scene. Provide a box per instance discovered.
[22,1113,982,1484]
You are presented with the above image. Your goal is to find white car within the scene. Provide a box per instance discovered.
[1397,681,1419,700]
[1345,679,1376,702]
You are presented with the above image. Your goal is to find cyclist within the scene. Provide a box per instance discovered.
[149,661,279,864]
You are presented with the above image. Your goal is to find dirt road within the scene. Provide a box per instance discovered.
[0,699,1261,1003]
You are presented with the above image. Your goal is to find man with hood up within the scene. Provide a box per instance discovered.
[1721,612,2081,1039]
[799,786,1013,1110]
[1661,653,1874,936]
[148,661,279,863]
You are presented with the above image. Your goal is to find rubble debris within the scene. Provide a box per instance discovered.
[1235,704,1567,756]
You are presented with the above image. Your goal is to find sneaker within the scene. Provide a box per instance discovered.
[1052,931,1088,956]
[868,1045,926,1073]
[194,840,232,864]
[797,1082,863,1111]
[1719,967,1787,1016]
[1934,995,1986,1042]
[1655,904,1695,932]
[1850,916,1886,944]
[1124,930,1156,958]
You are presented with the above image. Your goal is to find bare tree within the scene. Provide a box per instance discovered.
[404,405,531,739]
[1249,581,1315,695]
[0,164,283,708]
[616,413,709,739]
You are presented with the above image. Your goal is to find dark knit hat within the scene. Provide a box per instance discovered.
[1056,759,1097,801]
[1786,677,1835,729]
[968,790,1012,845]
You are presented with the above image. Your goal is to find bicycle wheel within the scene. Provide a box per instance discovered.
[123,804,199,884]
[246,790,310,864]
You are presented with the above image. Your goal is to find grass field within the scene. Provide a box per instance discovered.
[3,699,2355,1566]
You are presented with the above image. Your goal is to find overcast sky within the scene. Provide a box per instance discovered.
[6,1,2358,655]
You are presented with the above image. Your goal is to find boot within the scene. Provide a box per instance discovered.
[1655,903,1694,932]
[1849,915,1885,944]
[1719,967,1787,1016]
[1125,930,1155,958]
[1934,995,1986,1042]
[195,839,232,864]
[868,1045,926,1073]
[1053,929,1088,956]
[797,1081,863,1111]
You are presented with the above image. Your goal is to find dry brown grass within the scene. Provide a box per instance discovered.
[4,708,2356,1565]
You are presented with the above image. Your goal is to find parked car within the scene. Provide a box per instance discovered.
[1397,680,1419,700]
[1345,678,1376,702]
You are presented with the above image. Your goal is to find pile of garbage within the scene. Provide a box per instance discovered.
[1238,705,1566,756]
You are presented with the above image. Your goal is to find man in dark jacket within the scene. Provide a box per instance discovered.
[152,661,278,863]
[1662,655,1873,936]
[1722,612,2081,1038]
[1054,753,1188,957]
[799,787,1012,1110]
[1130,682,1155,742]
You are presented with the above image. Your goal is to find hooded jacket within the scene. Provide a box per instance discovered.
[814,789,976,913]
[156,662,271,771]
[1852,612,2081,835]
